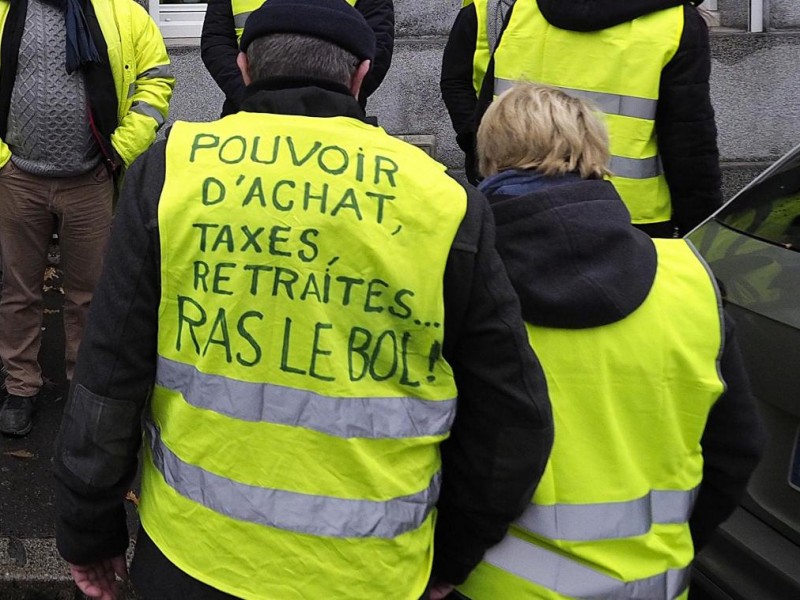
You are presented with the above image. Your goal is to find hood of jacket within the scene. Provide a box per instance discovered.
[484,171,657,329]
[536,0,686,32]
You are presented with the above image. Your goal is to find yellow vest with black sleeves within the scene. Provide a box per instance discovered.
[139,112,467,600]
[231,0,359,41]
[492,0,683,225]
[459,239,725,600]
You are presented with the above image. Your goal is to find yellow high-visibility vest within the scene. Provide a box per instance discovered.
[459,239,725,600]
[139,111,467,599]
[492,0,684,224]
[231,0,359,41]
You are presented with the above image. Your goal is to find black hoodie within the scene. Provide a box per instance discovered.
[486,175,657,328]
[482,172,765,552]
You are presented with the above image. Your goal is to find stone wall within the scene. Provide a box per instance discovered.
[721,0,800,30]
[711,29,800,195]
[769,0,800,28]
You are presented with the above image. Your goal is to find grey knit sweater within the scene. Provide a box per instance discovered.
[6,0,101,177]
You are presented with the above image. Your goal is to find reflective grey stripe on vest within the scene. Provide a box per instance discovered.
[156,356,457,439]
[484,535,690,599]
[131,101,165,126]
[234,11,250,29]
[146,420,441,538]
[494,78,658,120]
[609,155,662,179]
[138,64,174,81]
[517,487,699,541]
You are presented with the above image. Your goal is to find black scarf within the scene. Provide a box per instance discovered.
[41,0,101,73]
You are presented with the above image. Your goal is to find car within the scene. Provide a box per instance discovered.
[687,144,800,599]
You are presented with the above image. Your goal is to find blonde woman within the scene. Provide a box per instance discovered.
[456,84,764,600]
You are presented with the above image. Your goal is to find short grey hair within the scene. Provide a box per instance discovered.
[245,34,360,87]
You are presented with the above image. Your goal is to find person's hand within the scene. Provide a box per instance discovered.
[429,582,455,599]
[68,555,127,600]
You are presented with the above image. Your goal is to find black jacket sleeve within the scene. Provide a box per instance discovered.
[657,5,722,235]
[690,312,766,552]
[537,0,685,31]
[355,0,394,103]
[441,5,480,182]
[433,186,554,585]
[441,4,479,151]
[473,49,496,184]
[54,145,165,564]
[201,0,247,114]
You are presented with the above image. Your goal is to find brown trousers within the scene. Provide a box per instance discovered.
[0,160,113,396]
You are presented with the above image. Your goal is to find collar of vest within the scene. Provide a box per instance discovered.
[240,77,376,125]
[489,178,658,329]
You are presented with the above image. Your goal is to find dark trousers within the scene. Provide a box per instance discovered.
[131,528,239,600]
[0,160,112,395]
[131,526,466,599]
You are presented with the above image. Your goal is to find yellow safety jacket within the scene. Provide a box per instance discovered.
[492,0,684,225]
[459,239,725,600]
[0,0,174,168]
[231,0,359,41]
[140,111,468,599]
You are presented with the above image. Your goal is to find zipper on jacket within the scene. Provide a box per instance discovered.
[88,105,118,172]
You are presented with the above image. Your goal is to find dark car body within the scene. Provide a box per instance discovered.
[688,145,800,599]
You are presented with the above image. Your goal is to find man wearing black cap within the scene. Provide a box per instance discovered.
[53,1,553,598]
[202,0,394,114]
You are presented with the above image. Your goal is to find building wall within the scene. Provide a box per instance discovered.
[163,0,799,199]
[711,30,800,194]
[770,0,800,28]
[719,0,800,30]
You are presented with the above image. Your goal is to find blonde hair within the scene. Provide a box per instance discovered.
[477,83,612,180]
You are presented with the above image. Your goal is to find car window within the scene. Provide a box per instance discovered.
[691,221,800,327]
[717,154,800,250]
[689,150,800,329]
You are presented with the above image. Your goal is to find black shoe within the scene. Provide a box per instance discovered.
[0,394,35,437]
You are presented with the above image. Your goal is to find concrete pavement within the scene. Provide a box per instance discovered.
[0,262,138,599]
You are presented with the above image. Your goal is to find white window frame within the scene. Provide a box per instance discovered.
[149,0,207,41]
[748,0,764,32]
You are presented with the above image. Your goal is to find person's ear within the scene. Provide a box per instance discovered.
[237,52,252,85]
[349,60,371,99]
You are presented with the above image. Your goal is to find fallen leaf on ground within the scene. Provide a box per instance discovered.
[4,450,35,459]
[125,490,140,507]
